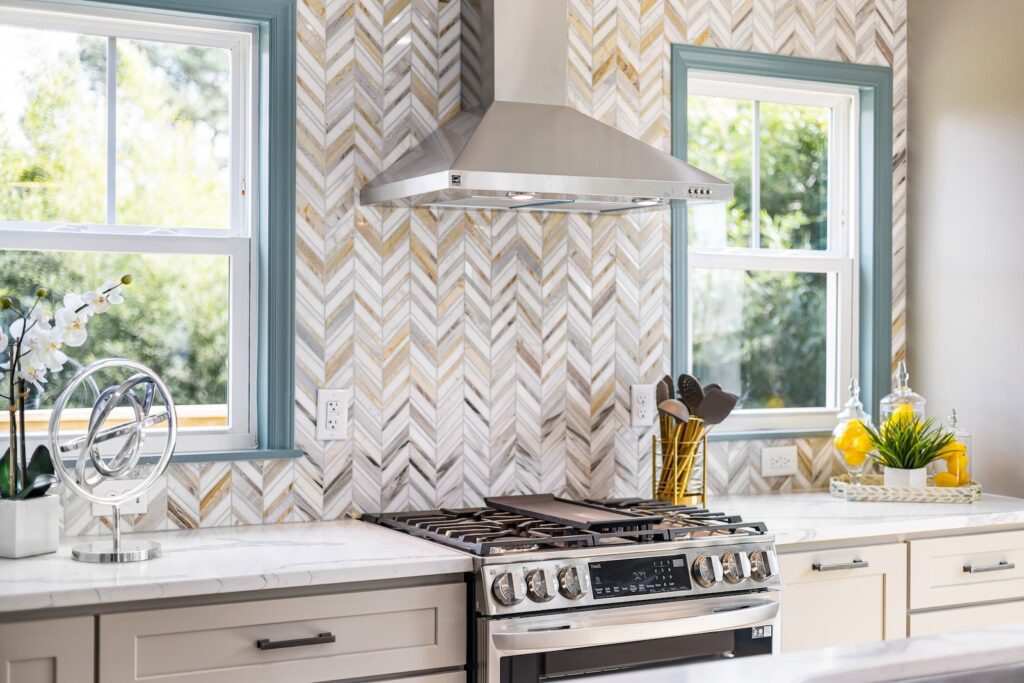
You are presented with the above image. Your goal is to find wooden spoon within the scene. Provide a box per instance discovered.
[658,399,690,425]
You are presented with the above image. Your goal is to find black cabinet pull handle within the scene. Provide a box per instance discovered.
[256,632,336,651]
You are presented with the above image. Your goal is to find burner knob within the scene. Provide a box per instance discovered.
[492,571,525,606]
[692,554,723,588]
[749,550,780,582]
[525,568,557,602]
[721,551,752,584]
[557,566,587,600]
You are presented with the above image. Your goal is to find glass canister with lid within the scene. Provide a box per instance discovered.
[833,378,874,483]
[934,409,972,487]
[879,359,926,426]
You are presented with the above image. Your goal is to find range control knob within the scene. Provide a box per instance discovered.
[749,550,780,582]
[692,554,724,588]
[721,551,752,584]
[491,571,525,606]
[557,566,587,600]
[525,568,557,602]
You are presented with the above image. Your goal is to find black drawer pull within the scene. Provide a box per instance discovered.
[256,632,336,651]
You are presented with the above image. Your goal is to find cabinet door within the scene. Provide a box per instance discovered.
[910,600,1024,637]
[0,617,94,683]
[779,542,907,652]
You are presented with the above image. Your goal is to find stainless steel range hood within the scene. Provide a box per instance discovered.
[359,0,732,213]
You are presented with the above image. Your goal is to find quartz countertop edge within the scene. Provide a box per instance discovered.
[708,492,1024,547]
[0,519,473,614]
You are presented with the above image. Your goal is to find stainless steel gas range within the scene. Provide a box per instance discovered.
[366,495,781,682]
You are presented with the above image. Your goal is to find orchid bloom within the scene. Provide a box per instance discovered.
[17,353,47,391]
[83,289,112,314]
[55,306,88,347]
[28,327,68,372]
[29,304,52,331]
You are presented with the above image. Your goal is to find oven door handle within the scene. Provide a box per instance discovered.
[491,600,779,654]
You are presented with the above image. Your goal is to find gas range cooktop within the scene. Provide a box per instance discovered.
[366,495,768,557]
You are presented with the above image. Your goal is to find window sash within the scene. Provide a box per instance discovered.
[686,72,859,432]
[0,3,260,453]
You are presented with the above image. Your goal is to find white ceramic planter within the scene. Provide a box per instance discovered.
[0,494,59,559]
[883,466,928,488]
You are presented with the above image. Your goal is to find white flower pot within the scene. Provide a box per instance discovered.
[883,466,928,488]
[0,494,60,559]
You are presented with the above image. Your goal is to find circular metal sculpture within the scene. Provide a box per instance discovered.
[49,358,177,563]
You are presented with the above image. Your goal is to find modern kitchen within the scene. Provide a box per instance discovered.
[0,0,1022,681]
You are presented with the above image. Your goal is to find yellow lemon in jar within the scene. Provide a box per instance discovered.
[844,451,868,467]
[851,435,873,453]
[846,420,867,436]
[894,403,915,420]
[834,432,853,451]
[959,469,971,485]
[934,471,959,487]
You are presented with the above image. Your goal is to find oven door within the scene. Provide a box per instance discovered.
[477,591,780,683]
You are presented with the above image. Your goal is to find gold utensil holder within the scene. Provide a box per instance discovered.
[652,417,707,507]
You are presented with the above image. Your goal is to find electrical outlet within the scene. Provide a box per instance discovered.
[90,480,148,516]
[630,384,657,428]
[316,388,350,441]
[761,446,798,477]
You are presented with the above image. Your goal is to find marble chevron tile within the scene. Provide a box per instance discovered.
[74,0,907,534]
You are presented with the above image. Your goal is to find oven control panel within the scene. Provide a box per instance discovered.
[589,555,691,599]
[477,542,780,616]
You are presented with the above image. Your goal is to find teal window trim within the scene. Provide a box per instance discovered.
[68,0,299,462]
[671,45,893,435]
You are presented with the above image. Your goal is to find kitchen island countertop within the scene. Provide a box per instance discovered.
[710,491,1024,547]
[0,519,472,615]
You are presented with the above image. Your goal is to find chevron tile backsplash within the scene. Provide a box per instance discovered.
[64,0,907,533]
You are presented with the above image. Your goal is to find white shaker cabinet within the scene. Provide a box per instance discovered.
[0,616,95,683]
[778,542,907,652]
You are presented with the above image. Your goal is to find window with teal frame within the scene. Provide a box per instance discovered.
[671,45,893,440]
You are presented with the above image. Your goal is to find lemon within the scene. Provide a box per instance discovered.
[844,451,868,467]
[846,420,867,436]
[934,472,958,487]
[959,469,971,485]
[834,433,853,451]
[852,435,873,453]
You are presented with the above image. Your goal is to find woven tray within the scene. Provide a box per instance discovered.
[830,474,982,503]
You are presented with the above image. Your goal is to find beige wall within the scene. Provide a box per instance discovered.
[908,0,1024,495]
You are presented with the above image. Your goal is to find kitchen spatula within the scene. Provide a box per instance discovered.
[695,388,740,428]
[677,374,705,414]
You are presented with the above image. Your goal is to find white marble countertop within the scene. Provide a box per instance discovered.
[709,491,1024,547]
[0,520,472,614]
[584,623,1024,682]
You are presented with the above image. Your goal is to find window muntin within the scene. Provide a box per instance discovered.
[686,72,857,432]
[0,5,257,454]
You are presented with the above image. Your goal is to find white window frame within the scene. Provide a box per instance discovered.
[0,3,259,453]
[687,71,859,433]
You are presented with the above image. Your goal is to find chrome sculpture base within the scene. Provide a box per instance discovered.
[71,539,161,563]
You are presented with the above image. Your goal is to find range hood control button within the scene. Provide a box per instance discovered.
[750,550,780,582]
[557,566,586,600]
[692,555,724,588]
[721,551,752,584]
[492,571,525,606]
[525,568,556,602]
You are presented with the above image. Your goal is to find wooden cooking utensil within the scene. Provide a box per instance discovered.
[695,388,739,428]
[662,374,675,400]
[677,374,705,414]
[704,383,721,393]
[655,381,671,441]
[658,399,689,424]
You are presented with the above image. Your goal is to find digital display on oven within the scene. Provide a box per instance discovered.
[589,555,691,599]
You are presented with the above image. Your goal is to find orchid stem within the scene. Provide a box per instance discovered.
[6,344,15,498]
[16,379,26,490]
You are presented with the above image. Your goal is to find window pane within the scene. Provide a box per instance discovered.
[0,250,229,432]
[0,26,107,224]
[687,95,753,248]
[691,269,827,409]
[116,39,231,228]
[759,101,829,250]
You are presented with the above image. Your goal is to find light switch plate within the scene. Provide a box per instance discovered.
[90,480,148,516]
[316,388,349,441]
[761,446,798,477]
[630,384,657,428]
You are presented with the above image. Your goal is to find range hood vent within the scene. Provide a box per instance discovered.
[359,0,732,213]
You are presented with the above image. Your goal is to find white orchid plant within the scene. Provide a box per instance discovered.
[1,274,132,500]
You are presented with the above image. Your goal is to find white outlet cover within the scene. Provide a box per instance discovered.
[316,388,350,441]
[761,446,798,477]
[90,480,148,516]
[630,384,657,428]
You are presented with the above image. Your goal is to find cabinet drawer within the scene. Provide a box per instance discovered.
[909,600,1024,636]
[779,543,906,652]
[909,530,1024,609]
[0,617,94,683]
[99,583,466,683]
